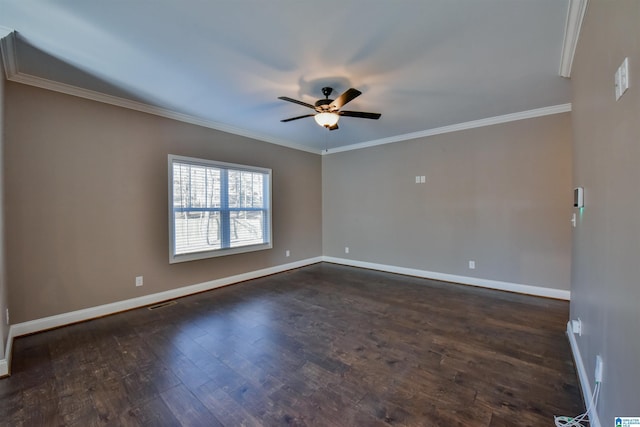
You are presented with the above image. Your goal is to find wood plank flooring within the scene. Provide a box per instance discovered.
[0,263,583,426]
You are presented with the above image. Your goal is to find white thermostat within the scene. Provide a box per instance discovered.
[574,187,584,208]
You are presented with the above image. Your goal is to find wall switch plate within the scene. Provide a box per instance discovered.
[5,308,8,325]
[615,57,630,100]
[571,318,582,336]
[135,276,143,287]
[415,176,420,184]
[345,246,350,254]
[420,176,426,183]
[468,260,475,269]
[285,250,290,257]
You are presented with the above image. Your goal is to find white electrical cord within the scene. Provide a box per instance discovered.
[554,381,601,427]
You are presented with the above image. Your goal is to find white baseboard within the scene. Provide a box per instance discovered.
[322,256,571,300]
[2,256,567,377]
[0,358,7,377]
[0,327,14,377]
[566,321,601,427]
[3,257,322,374]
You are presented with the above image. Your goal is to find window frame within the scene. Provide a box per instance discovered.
[168,154,272,263]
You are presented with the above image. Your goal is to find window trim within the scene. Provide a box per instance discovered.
[168,154,272,264]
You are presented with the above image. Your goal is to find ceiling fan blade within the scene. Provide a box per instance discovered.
[328,123,339,131]
[281,114,315,122]
[330,88,362,110]
[339,111,381,120]
[278,96,317,110]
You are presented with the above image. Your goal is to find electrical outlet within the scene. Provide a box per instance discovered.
[595,355,603,383]
[135,276,143,287]
[615,57,630,100]
[285,250,290,257]
[345,247,350,254]
[468,260,476,269]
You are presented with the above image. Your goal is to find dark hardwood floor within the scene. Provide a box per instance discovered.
[0,263,583,426]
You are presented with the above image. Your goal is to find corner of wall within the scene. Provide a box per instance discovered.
[0,31,9,363]
[566,321,601,427]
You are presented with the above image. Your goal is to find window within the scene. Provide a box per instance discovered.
[168,155,272,263]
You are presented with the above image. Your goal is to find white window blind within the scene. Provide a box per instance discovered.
[168,155,272,263]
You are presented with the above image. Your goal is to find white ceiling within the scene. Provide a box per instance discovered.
[0,0,571,153]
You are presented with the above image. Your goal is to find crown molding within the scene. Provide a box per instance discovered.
[323,103,572,155]
[2,65,572,157]
[0,58,321,155]
[1,29,570,156]
[8,72,320,154]
[559,0,588,78]
[0,30,18,79]
[0,26,13,38]
[0,25,13,39]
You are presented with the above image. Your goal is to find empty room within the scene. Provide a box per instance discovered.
[0,1,638,426]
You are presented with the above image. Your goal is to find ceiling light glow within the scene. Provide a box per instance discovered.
[314,112,339,128]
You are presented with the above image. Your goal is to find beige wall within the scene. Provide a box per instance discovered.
[4,78,575,327]
[323,113,572,290]
[570,1,640,421]
[4,83,322,323]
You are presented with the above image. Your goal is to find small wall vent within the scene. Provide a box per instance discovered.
[147,300,177,310]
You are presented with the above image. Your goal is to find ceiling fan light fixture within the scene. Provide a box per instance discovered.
[314,112,340,128]
[279,87,379,129]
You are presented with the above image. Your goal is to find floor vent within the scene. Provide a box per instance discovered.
[147,300,177,310]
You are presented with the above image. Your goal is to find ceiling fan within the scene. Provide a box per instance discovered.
[278,87,381,130]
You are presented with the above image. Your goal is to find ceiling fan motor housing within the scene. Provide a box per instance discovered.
[315,98,333,110]
[316,87,335,110]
